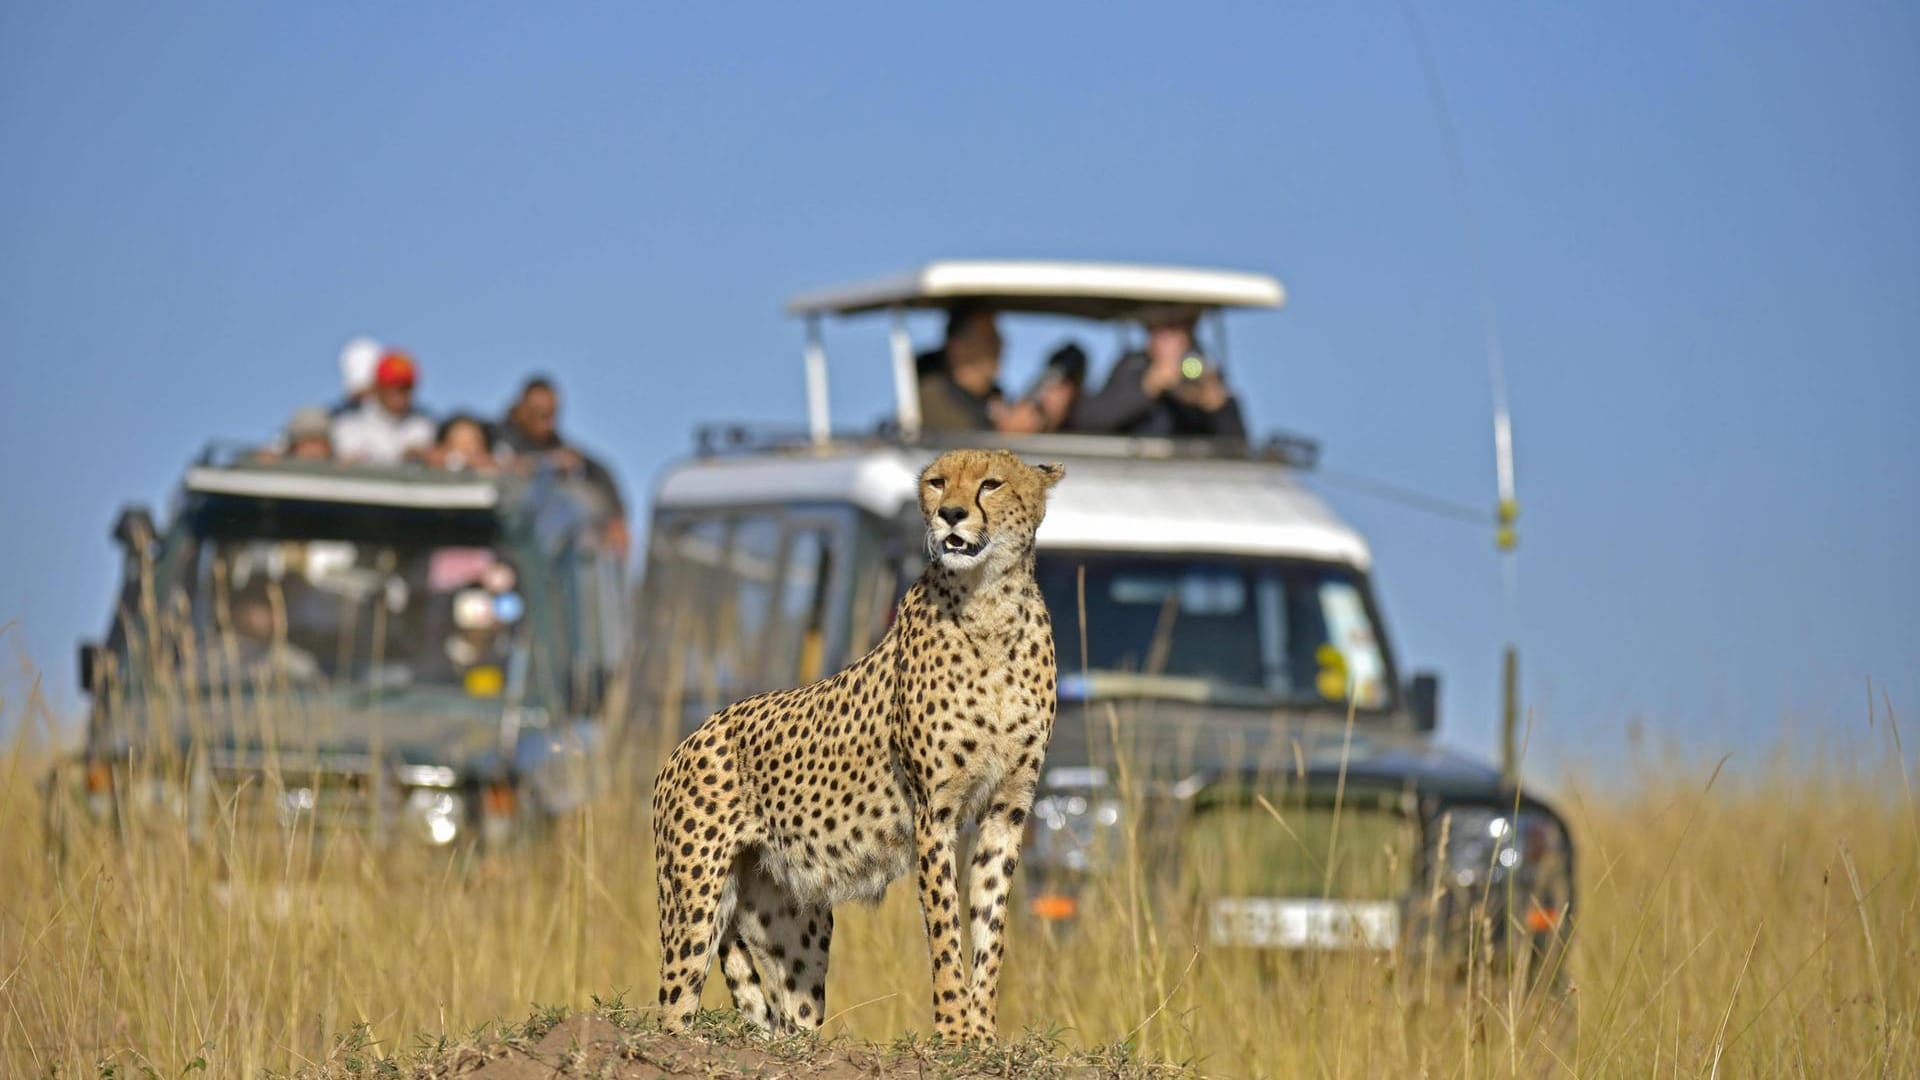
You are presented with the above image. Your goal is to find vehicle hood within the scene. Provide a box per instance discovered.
[1046,699,1537,807]
[119,686,514,776]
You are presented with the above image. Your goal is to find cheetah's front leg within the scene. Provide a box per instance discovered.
[914,806,974,1042]
[963,781,1038,1040]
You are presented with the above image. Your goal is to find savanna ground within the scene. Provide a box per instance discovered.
[2,664,1915,1079]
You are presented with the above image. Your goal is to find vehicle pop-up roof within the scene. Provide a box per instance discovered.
[783,260,1286,444]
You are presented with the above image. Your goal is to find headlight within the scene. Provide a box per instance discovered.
[1418,806,1574,963]
[405,788,464,845]
[1433,806,1568,889]
[1026,792,1123,872]
[395,764,458,788]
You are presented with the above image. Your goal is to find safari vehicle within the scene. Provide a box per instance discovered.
[631,260,1574,974]
[49,449,625,860]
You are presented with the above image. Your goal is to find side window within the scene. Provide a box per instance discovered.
[560,548,627,715]
[765,526,834,686]
[640,517,730,710]
[636,505,868,709]
[846,553,896,660]
[552,550,594,710]
[594,551,628,671]
[1317,579,1388,708]
[713,515,781,694]
[844,508,920,658]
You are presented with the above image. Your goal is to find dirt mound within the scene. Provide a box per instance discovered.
[385,1008,1174,1080]
[466,1014,882,1080]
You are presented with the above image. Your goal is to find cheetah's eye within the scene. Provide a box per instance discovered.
[978,479,1003,493]
[926,477,945,490]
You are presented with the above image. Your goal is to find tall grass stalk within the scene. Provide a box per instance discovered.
[4,629,1915,1075]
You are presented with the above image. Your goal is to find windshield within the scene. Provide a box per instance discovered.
[1036,552,1394,710]
[186,537,528,696]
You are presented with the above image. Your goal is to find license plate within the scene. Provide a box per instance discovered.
[1209,898,1401,950]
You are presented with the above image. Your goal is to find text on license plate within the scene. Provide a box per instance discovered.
[1209,898,1401,950]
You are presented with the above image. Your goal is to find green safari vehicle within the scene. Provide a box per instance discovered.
[48,447,627,861]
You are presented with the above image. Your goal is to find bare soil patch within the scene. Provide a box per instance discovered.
[299,1006,1176,1079]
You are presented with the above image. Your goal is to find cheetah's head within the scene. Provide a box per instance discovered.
[918,449,1065,573]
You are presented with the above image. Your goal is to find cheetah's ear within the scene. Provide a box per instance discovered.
[1034,462,1066,489]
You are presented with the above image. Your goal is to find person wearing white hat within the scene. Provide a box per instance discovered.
[331,336,385,417]
[332,349,436,464]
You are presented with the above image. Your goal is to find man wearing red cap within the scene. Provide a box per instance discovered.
[330,349,436,464]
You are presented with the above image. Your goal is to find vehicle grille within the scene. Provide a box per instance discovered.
[1179,801,1417,901]
[211,765,388,842]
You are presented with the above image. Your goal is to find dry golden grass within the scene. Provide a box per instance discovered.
[2,665,1914,1078]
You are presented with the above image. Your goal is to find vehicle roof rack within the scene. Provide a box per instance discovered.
[183,441,618,526]
[183,462,503,510]
[692,423,1319,470]
[195,439,271,468]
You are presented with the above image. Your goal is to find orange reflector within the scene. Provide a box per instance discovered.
[84,762,113,794]
[483,784,517,817]
[1525,904,1563,932]
[1030,894,1078,921]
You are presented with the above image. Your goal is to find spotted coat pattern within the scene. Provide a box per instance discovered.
[651,449,1064,1042]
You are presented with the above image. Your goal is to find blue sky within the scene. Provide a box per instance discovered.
[2,2,1914,773]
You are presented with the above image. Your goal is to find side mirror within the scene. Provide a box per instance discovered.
[1408,671,1440,733]
[77,641,101,694]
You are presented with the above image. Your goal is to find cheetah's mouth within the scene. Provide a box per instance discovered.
[940,533,986,558]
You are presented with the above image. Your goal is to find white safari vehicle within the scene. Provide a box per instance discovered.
[632,261,1573,975]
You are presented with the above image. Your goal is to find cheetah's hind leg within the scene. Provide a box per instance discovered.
[653,818,740,1032]
[733,858,834,1034]
[717,923,774,1031]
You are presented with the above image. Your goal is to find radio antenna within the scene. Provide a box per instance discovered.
[1397,0,1525,780]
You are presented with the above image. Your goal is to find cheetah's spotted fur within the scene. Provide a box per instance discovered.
[651,449,1064,1042]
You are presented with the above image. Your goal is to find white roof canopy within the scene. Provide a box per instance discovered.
[784,259,1286,444]
[785,260,1286,321]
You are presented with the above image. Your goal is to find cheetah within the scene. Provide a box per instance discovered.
[650,448,1064,1042]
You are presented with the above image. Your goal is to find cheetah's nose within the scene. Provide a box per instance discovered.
[938,506,967,526]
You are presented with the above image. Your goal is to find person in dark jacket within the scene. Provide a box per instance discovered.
[915,303,1049,434]
[495,375,630,555]
[1069,305,1246,439]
